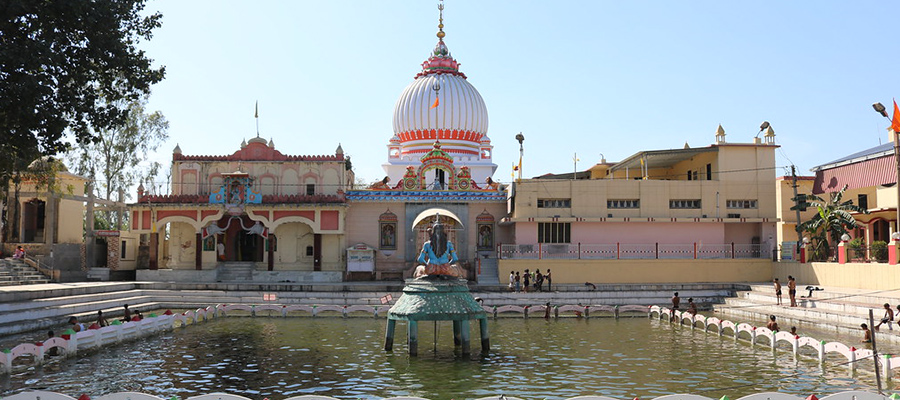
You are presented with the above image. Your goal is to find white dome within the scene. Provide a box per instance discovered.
[391,40,489,159]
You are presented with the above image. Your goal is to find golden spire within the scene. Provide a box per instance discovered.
[437,1,445,40]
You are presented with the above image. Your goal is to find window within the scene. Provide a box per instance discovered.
[706,163,712,180]
[687,170,692,181]
[608,199,640,209]
[727,213,741,218]
[306,184,315,195]
[538,222,571,243]
[306,246,314,257]
[537,199,571,208]
[121,240,128,259]
[670,199,701,209]
[858,194,868,209]
[726,200,758,209]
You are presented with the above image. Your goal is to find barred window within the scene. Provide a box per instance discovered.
[726,200,757,209]
[538,222,571,244]
[537,198,571,208]
[608,199,640,209]
[669,199,701,209]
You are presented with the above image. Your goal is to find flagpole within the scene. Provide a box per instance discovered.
[255,101,259,137]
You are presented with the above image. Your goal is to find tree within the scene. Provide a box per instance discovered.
[798,185,868,261]
[68,97,169,230]
[0,0,166,188]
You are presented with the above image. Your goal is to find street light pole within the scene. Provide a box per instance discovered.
[515,133,525,182]
[872,102,900,233]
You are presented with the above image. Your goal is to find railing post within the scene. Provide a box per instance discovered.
[617,242,620,260]
[578,242,581,259]
[731,242,735,259]
[694,242,697,259]
[655,242,659,259]
[539,243,542,260]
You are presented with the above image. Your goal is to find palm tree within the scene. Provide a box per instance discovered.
[799,184,868,261]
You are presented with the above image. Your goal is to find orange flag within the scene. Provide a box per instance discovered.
[892,100,900,133]
[430,96,439,109]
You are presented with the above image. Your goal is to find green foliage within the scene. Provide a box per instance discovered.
[798,185,868,261]
[0,0,166,190]
[68,97,168,230]
[847,237,866,259]
[871,241,888,262]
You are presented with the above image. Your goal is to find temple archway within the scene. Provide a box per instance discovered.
[411,208,463,258]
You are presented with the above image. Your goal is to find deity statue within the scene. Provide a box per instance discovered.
[414,216,463,279]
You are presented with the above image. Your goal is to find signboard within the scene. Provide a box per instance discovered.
[95,230,120,237]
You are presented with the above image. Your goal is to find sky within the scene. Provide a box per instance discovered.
[135,1,900,191]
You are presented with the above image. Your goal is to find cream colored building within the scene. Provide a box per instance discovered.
[128,138,353,282]
[500,127,780,283]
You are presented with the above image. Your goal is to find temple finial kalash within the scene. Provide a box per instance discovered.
[384,212,489,355]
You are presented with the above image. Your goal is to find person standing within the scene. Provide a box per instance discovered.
[875,303,894,330]
[216,240,226,261]
[773,278,782,305]
[514,271,521,293]
[122,304,132,322]
[545,269,552,291]
[535,270,544,292]
[523,269,530,293]
[788,276,797,307]
[670,292,680,322]
[508,271,515,292]
[687,298,697,316]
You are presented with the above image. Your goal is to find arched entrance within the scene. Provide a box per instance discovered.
[411,208,464,257]
[22,199,46,243]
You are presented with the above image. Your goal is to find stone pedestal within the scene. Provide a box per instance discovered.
[384,277,489,356]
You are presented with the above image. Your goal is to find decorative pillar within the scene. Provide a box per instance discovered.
[460,319,471,355]
[195,232,202,270]
[838,236,848,264]
[453,320,461,346]
[268,237,274,271]
[408,321,418,356]
[479,318,490,351]
[383,319,396,351]
[149,232,159,270]
[890,235,899,265]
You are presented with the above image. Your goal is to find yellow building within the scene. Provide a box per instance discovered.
[3,157,89,278]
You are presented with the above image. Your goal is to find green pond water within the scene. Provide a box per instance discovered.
[0,317,882,399]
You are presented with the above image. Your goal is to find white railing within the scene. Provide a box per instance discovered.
[650,306,900,382]
[499,243,767,260]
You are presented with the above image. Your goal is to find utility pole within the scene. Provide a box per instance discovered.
[791,165,803,246]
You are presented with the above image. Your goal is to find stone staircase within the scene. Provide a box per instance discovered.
[476,257,500,285]
[716,283,900,345]
[216,262,256,281]
[0,258,50,285]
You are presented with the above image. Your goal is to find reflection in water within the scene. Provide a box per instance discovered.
[0,318,876,399]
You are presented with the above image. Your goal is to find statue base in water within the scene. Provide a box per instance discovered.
[384,278,489,356]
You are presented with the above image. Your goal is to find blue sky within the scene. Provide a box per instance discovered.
[138,1,900,188]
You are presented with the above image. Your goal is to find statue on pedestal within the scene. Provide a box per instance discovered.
[414,217,463,279]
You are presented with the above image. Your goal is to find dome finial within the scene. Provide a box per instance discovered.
[436,0,445,40]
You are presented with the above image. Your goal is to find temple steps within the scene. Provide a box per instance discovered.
[475,258,500,284]
[0,282,744,337]
[716,284,900,344]
[0,258,51,285]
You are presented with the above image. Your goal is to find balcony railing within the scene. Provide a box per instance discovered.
[498,243,768,260]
